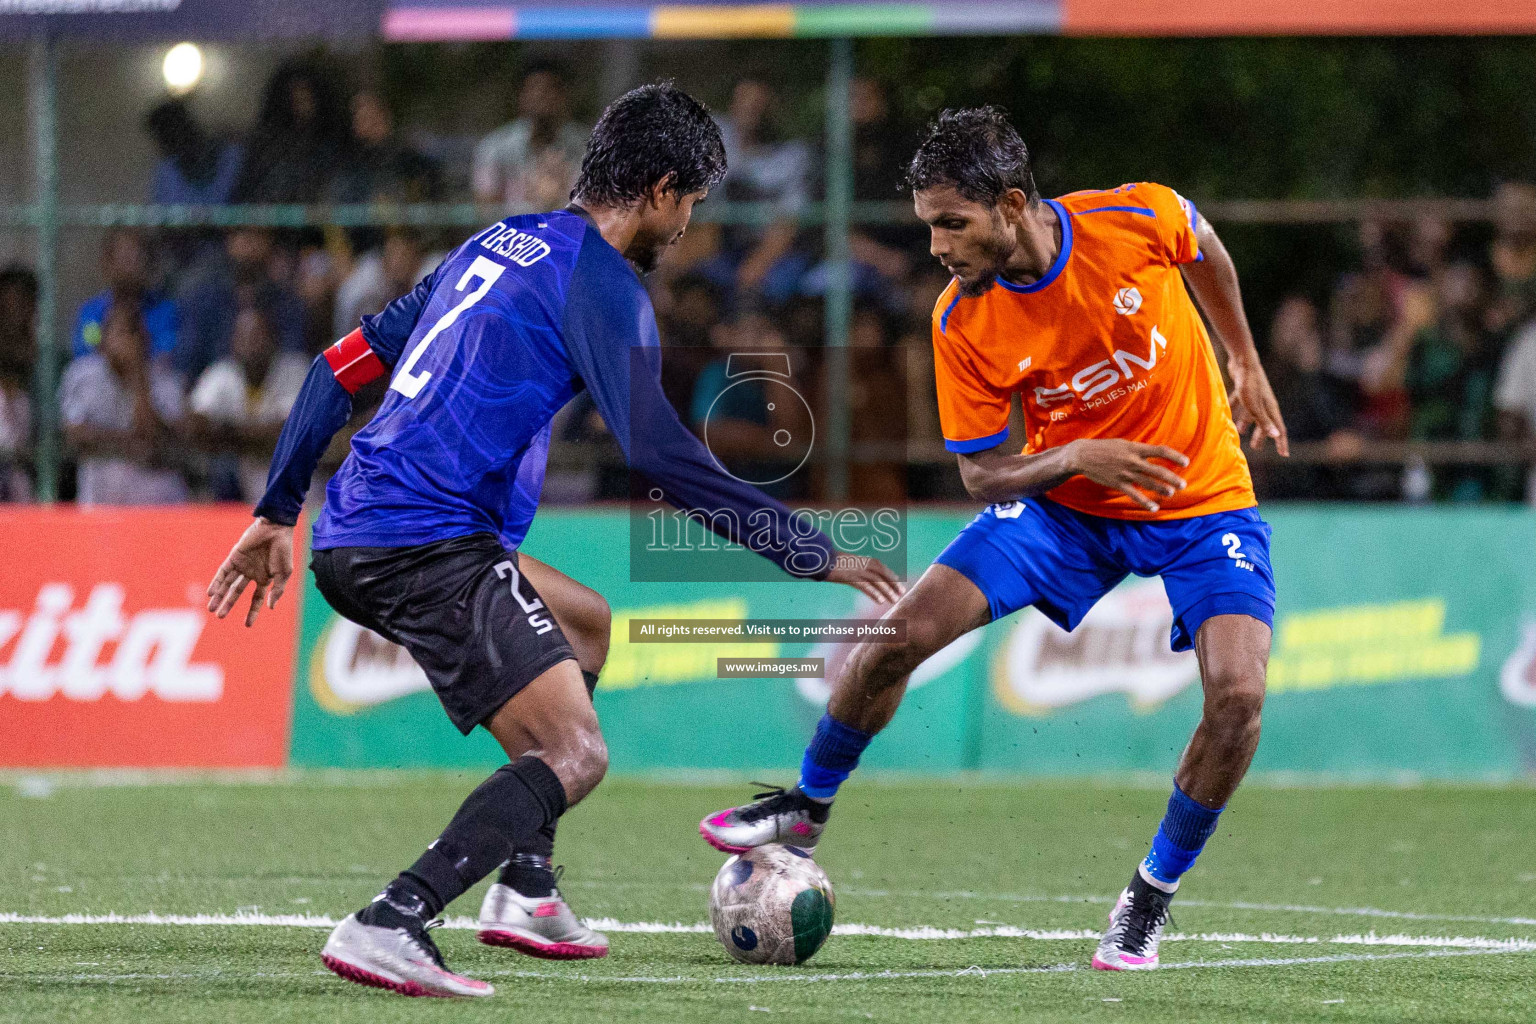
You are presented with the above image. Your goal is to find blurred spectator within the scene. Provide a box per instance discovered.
[1328,222,1404,379]
[60,302,187,506]
[689,312,808,499]
[659,273,724,349]
[331,90,442,255]
[473,62,587,211]
[1269,296,1363,443]
[1403,216,1452,281]
[188,300,309,501]
[72,229,179,361]
[144,98,243,206]
[1327,221,1413,437]
[804,77,912,308]
[231,62,349,204]
[333,227,430,339]
[0,265,36,500]
[333,90,442,207]
[1257,296,1366,498]
[843,304,908,504]
[1363,263,1504,500]
[1495,318,1536,503]
[1486,183,1536,337]
[177,227,305,382]
[706,77,813,305]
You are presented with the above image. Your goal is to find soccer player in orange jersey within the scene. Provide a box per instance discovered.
[701,107,1290,971]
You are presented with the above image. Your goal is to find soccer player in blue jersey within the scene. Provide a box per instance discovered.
[206,83,901,998]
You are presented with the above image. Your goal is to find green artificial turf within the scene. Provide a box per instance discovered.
[2,774,1534,1023]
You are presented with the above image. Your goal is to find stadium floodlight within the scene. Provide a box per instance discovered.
[162,43,204,95]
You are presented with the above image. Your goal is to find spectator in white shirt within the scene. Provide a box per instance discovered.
[60,301,187,505]
[1495,318,1536,503]
[189,300,310,502]
[472,61,587,212]
[333,227,432,340]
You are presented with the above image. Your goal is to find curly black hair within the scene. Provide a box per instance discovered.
[572,82,727,207]
[903,106,1039,206]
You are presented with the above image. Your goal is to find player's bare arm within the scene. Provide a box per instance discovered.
[957,440,1189,513]
[1181,220,1290,456]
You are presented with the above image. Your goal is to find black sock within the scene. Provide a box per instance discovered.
[363,756,568,920]
[498,850,559,897]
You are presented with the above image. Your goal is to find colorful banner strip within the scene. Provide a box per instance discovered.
[382,3,1062,41]
[382,0,1536,40]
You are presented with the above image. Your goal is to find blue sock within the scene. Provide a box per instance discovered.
[1140,783,1223,890]
[797,714,873,800]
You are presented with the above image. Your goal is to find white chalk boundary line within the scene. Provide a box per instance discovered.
[831,887,1536,928]
[7,949,1529,988]
[3,912,1535,953]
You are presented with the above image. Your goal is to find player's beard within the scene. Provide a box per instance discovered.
[628,240,665,276]
[627,226,687,276]
[954,225,1017,298]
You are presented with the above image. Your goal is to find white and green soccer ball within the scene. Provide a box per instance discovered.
[709,845,836,965]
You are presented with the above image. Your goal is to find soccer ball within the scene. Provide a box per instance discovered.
[709,845,835,965]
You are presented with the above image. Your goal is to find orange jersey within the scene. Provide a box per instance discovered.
[931,182,1255,521]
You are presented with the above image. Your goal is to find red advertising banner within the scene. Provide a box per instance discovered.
[1063,0,1536,36]
[0,506,298,768]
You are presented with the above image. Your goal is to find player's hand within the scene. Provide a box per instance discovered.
[207,517,295,627]
[825,554,906,605]
[1065,439,1189,513]
[1227,353,1290,456]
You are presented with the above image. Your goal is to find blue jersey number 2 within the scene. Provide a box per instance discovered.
[391,255,506,400]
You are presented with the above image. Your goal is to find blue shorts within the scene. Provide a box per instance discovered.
[935,498,1275,652]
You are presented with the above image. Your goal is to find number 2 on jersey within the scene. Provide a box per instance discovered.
[391,255,505,399]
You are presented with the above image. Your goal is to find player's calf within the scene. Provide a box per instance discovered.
[1097,615,1271,970]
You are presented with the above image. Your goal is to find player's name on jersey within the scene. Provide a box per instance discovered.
[628,619,905,644]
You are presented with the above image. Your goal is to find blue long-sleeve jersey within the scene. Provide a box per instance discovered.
[255,207,835,577]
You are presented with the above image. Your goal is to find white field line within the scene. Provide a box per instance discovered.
[492,948,1531,984]
[835,887,1536,928]
[17,948,1528,987]
[2,912,1534,951]
[26,872,1536,930]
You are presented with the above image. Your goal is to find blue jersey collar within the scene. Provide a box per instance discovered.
[994,199,1072,294]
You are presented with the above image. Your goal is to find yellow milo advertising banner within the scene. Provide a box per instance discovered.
[290,508,1536,778]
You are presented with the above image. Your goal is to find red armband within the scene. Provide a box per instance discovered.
[323,328,387,394]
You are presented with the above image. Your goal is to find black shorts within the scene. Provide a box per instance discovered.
[311,533,577,735]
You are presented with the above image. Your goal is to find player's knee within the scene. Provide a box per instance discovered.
[558,720,609,804]
[1204,669,1265,739]
[848,638,923,692]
